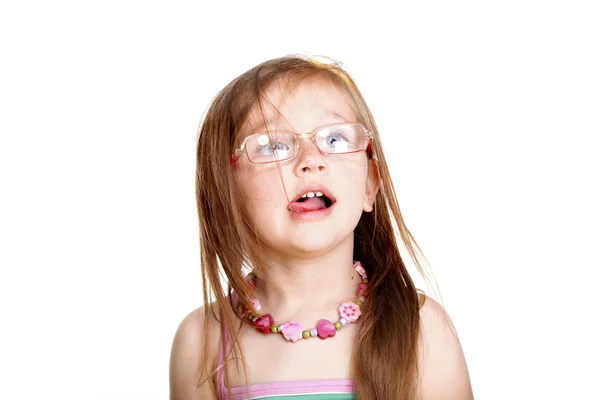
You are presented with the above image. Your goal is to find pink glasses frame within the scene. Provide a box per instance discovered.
[230,122,374,165]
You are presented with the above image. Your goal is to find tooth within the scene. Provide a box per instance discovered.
[301,194,307,198]
[307,192,315,198]
[316,192,323,197]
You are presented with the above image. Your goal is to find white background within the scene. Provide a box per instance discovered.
[1,1,598,399]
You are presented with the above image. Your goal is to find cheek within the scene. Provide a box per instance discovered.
[349,184,369,215]
[238,170,287,218]
[335,167,369,219]
[342,166,369,201]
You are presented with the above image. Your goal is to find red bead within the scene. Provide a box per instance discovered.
[254,314,274,334]
[316,319,336,340]
[356,282,368,295]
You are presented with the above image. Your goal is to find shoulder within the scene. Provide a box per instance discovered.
[417,293,474,400]
[169,304,221,400]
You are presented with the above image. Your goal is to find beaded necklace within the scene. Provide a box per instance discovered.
[242,261,368,342]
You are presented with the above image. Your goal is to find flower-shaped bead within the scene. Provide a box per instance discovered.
[281,321,304,342]
[339,302,361,322]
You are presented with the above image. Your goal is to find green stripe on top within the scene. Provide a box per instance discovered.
[253,394,356,400]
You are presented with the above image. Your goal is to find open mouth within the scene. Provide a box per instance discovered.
[288,191,336,213]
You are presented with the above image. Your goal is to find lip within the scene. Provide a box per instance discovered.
[289,183,337,204]
[289,202,336,221]
[287,183,337,222]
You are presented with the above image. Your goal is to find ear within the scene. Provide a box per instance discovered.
[363,159,380,213]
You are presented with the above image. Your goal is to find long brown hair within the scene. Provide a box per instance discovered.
[196,55,433,399]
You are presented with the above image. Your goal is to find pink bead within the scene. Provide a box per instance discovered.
[281,321,304,342]
[253,314,274,334]
[339,302,361,323]
[356,282,368,295]
[354,261,366,277]
[316,319,336,340]
[250,298,261,312]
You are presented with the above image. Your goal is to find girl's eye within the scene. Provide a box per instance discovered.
[322,131,350,148]
[256,140,290,155]
[325,133,348,146]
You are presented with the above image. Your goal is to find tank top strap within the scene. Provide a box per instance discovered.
[216,326,230,399]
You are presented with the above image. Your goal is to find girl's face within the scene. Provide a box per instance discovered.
[234,79,379,257]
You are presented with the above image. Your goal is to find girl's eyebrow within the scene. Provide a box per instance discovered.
[250,118,288,133]
[326,111,350,123]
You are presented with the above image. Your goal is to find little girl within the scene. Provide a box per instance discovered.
[170,55,473,400]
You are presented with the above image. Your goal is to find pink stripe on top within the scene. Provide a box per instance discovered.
[217,329,355,400]
[222,379,355,399]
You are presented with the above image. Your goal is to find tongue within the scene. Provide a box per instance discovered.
[288,197,327,213]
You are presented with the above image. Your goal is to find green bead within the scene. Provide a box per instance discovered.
[248,312,255,320]
[270,326,279,333]
[356,300,364,308]
[334,321,343,330]
[362,278,368,283]
[302,330,311,339]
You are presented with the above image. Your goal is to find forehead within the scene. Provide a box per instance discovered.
[241,78,357,136]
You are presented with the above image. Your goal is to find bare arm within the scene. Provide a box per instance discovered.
[169,306,218,400]
[418,295,474,400]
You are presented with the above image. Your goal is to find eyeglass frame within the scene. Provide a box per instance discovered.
[230,122,374,165]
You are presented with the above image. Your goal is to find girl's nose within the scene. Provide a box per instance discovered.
[294,137,327,176]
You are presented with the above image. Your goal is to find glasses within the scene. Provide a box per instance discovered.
[231,122,373,164]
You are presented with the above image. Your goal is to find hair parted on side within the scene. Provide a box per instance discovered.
[195,54,435,400]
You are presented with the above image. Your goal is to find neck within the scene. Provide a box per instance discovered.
[252,237,359,323]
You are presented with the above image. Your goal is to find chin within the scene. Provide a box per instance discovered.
[292,237,337,254]
[259,211,361,254]
[289,229,355,255]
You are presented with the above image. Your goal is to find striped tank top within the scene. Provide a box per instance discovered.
[217,330,357,400]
